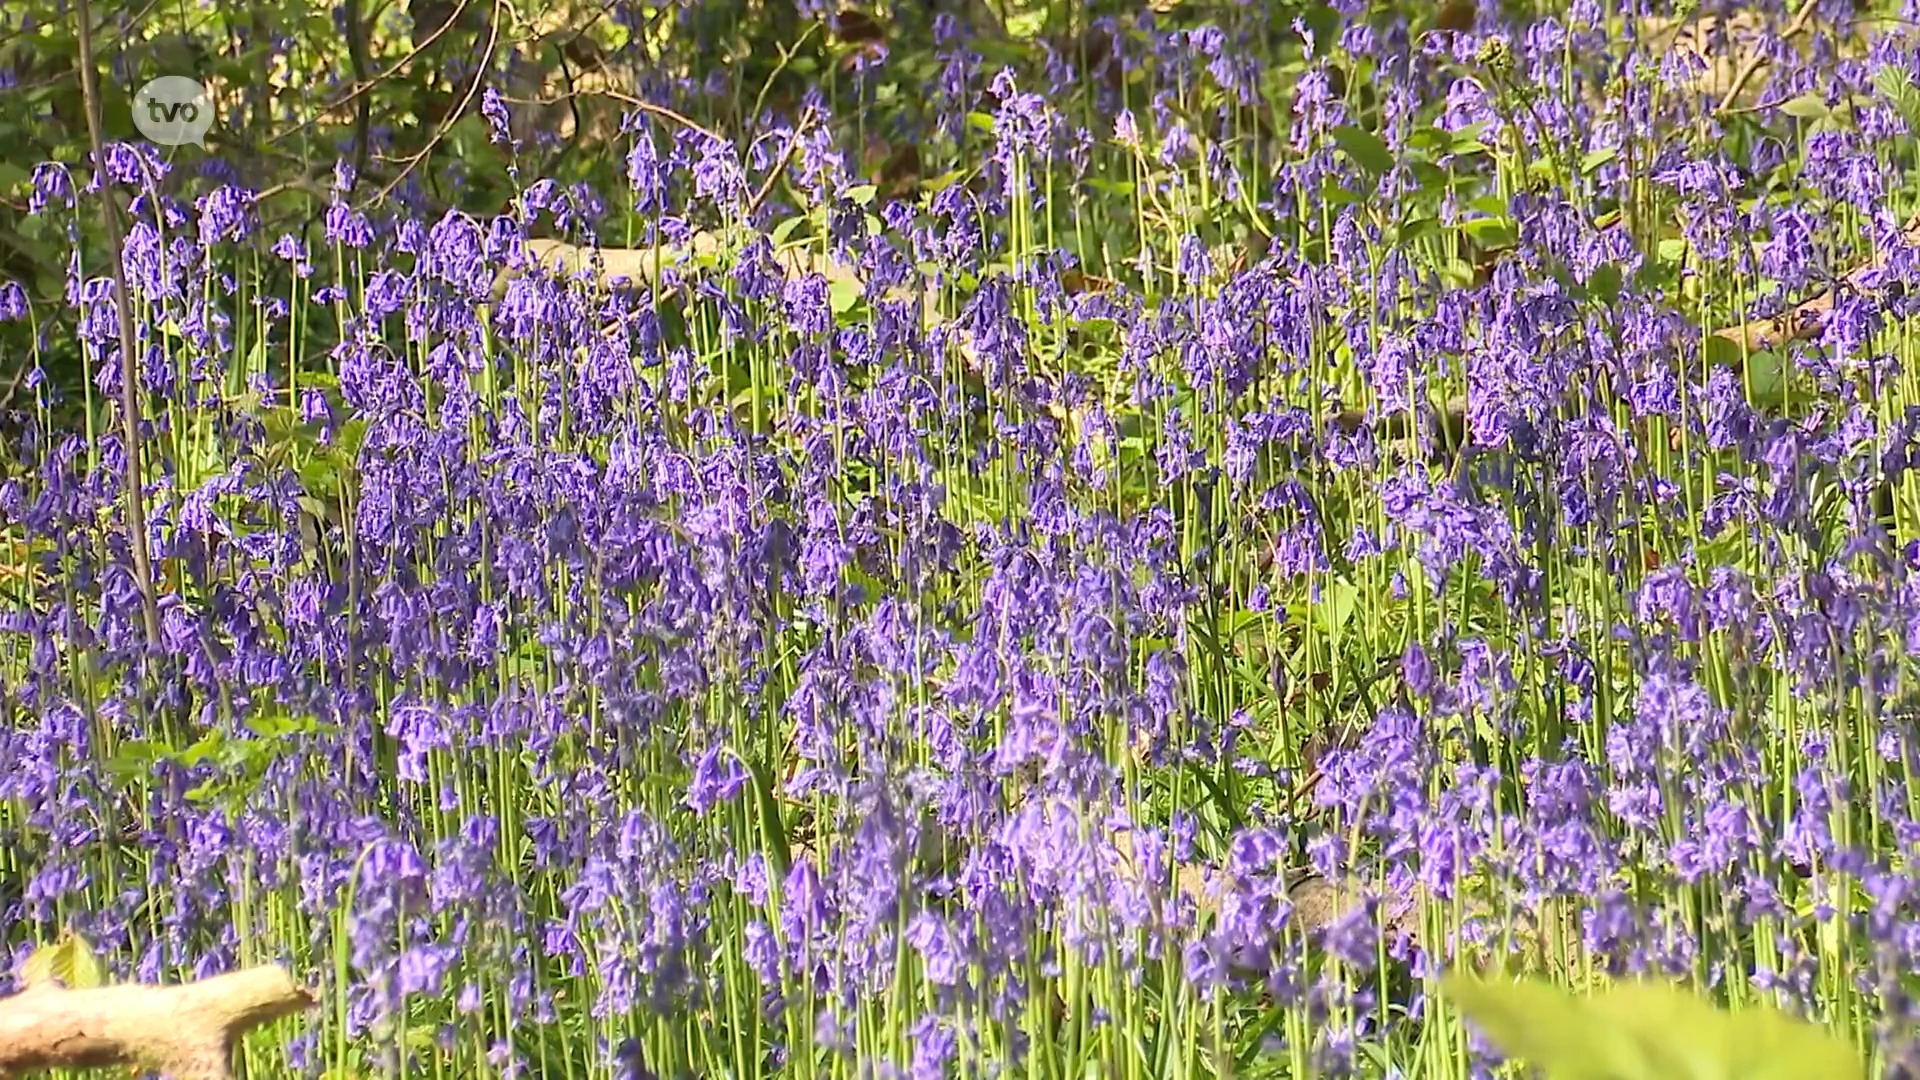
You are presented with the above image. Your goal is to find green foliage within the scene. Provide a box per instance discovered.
[104,710,326,811]
[1331,124,1395,177]
[20,928,109,990]
[1443,972,1866,1080]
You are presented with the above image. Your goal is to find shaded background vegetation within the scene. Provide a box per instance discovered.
[0,0,1409,417]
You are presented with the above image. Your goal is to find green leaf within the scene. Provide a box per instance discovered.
[1331,125,1394,176]
[1406,124,1454,153]
[1444,973,1866,1080]
[828,277,862,316]
[1587,262,1622,304]
[247,709,322,740]
[1316,577,1361,643]
[1319,183,1365,209]
[1461,216,1515,248]
[1579,146,1618,176]
[742,753,791,882]
[843,184,877,207]
[1444,973,1673,1080]
[1780,92,1831,120]
[1467,195,1509,218]
[1588,981,1865,1080]
[65,934,107,989]
[769,214,808,247]
[104,739,168,782]
[921,168,969,195]
[20,931,108,990]
[1875,67,1920,131]
[173,729,229,768]
[1395,213,1438,245]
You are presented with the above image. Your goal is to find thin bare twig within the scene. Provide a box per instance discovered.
[745,113,813,219]
[1714,0,1824,115]
[499,87,723,143]
[0,357,30,412]
[369,0,504,205]
[341,0,374,192]
[72,0,161,654]
[266,0,477,147]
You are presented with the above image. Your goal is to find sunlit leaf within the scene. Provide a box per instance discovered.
[1780,93,1831,120]
[19,931,108,990]
[1444,973,1865,1080]
[828,277,862,315]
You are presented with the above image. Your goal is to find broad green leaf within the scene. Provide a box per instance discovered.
[921,168,969,195]
[1875,67,1920,131]
[1316,577,1361,644]
[1319,183,1365,208]
[742,752,791,882]
[769,214,808,247]
[1780,93,1831,120]
[103,739,168,781]
[335,417,370,459]
[1445,973,1866,1080]
[20,932,108,990]
[65,934,106,989]
[173,729,229,768]
[1443,973,1676,1080]
[1587,262,1622,305]
[1461,216,1515,249]
[1408,160,1451,190]
[1440,258,1478,289]
[1587,981,1865,1080]
[828,277,863,316]
[1331,125,1394,176]
[1468,195,1509,218]
[1406,124,1454,153]
[1396,213,1438,245]
[843,184,877,207]
[1580,146,1618,176]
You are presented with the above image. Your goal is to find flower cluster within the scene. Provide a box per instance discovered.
[5,3,1920,1078]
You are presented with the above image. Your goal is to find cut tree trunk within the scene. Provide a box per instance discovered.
[0,965,315,1080]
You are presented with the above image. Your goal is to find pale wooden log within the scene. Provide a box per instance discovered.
[498,212,1920,451]
[0,965,315,1080]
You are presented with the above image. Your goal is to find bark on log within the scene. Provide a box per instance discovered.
[0,965,315,1080]
[1709,215,1920,355]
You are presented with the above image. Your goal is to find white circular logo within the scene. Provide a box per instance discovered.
[132,76,213,147]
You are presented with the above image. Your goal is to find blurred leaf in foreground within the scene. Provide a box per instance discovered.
[19,929,108,990]
[1442,971,1865,1080]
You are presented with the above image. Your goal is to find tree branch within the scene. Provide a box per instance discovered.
[72,0,161,653]
[1714,0,1823,116]
[0,966,315,1079]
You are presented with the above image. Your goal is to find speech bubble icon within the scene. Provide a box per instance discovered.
[133,76,214,148]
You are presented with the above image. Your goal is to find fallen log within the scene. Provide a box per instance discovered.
[498,212,1920,456]
[0,965,315,1079]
